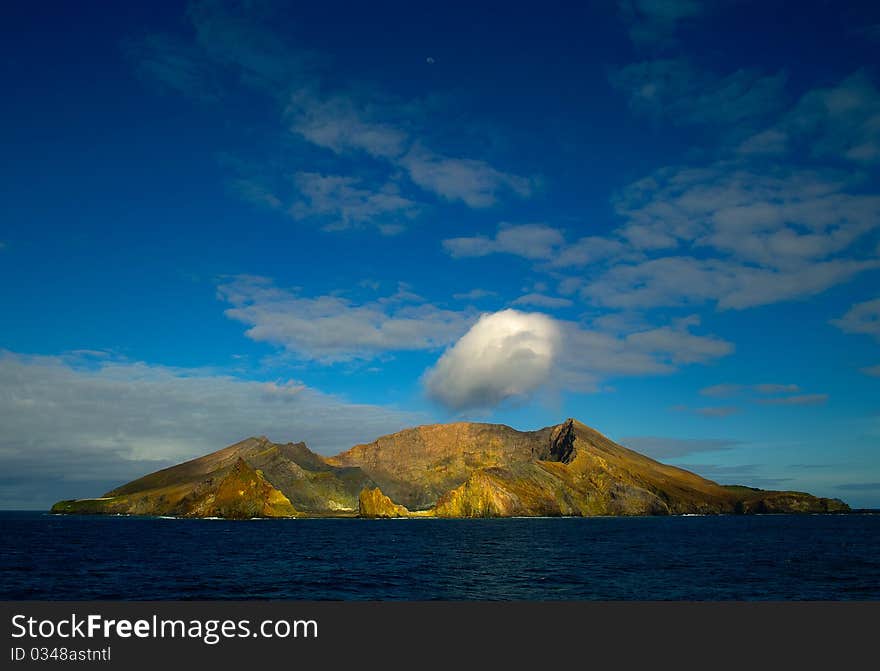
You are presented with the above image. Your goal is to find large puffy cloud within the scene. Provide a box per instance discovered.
[423,310,733,411]
[0,350,423,509]
[423,310,561,411]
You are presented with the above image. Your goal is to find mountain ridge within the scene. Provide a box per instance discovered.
[51,418,849,518]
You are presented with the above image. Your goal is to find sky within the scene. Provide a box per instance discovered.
[1,0,879,508]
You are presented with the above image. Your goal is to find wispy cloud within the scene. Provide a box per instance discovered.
[772,71,880,165]
[452,288,497,301]
[0,349,423,508]
[696,406,739,418]
[756,393,829,406]
[581,163,880,310]
[672,404,740,418]
[700,383,800,397]
[289,94,534,208]
[618,0,706,48]
[619,436,739,458]
[835,482,880,491]
[443,224,564,260]
[832,297,880,341]
[699,384,743,398]
[610,59,786,127]
[673,462,791,488]
[754,383,801,394]
[129,0,533,233]
[398,146,533,207]
[445,154,879,315]
[218,275,475,363]
[289,172,419,234]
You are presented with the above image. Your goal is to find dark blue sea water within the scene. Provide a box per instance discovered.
[1,512,879,600]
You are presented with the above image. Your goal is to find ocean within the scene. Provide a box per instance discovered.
[1,511,878,600]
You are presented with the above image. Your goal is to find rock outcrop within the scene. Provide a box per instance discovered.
[51,418,850,518]
[177,457,297,518]
[358,487,410,518]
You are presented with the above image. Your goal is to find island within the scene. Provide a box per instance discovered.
[51,418,849,518]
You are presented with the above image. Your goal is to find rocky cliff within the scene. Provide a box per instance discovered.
[358,487,410,518]
[51,418,849,518]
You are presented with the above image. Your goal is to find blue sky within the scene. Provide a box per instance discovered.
[2,0,879,508]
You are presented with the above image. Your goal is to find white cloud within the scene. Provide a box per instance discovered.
[399,147,532,207]
[218,276,474,362]
[619,436,739,458]
[443,225,627,269]
[757,394,829,406]
[558,318,733,394]
[289,92,409,159]
[696,406,739,418]
[582,256,879,311]
[832,298,880,340]
[613,165,880,265]
[700,384,743,397]
[701,383,801,397]
[0,350,422,508]
[448,161,879,315]
[754,383,800,395]
[423,310,561,411]
[572,163,880,310]
[787,71,880,165]
[624,321,732,364]
[548,236,627,268]
[452,288,497,301]
[423,309,733,411]
[289,94,533,208]
[133,3,533,231]
[737,71,880,164]
[443,224,564,260]
[289,172,419,233]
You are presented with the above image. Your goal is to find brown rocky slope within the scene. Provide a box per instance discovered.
[51,419,849,518]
